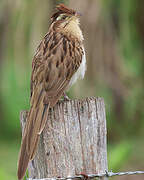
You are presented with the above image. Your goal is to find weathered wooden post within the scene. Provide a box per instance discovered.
[20,97,108,179]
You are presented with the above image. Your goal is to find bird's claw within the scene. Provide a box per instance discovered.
[63,92,70,101]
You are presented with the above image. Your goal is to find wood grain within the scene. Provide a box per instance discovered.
[20,97,108,179]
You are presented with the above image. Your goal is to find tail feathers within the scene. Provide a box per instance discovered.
[28,104,49,160]
[17,85,49,180]
[17,135,30,180]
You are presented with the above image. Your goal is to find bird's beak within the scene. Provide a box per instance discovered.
[75,11,82,17]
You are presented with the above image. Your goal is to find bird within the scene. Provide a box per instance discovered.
[17,4,86,180]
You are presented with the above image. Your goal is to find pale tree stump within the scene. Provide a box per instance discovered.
[20,97,108,179]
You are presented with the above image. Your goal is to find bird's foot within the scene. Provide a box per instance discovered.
[63,92,70,101]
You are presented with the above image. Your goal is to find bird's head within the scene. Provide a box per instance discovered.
[51,4,81,29]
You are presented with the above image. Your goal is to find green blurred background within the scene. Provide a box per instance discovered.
[0,0,144,179]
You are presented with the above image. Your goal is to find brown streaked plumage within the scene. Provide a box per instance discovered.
[17,4,86,180]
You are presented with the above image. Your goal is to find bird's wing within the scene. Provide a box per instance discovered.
[31,32,84,107]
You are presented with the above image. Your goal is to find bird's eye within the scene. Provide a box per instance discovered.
[61,15,67,20]
[57,14,68,21]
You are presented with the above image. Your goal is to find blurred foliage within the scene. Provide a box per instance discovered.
[0,0,144,179]
[0,140,19,180]
[108,141,132,171]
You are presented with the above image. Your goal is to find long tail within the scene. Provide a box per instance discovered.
[17,85,49,180]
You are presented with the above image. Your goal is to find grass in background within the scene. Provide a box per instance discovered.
[0,140,20,180]
[108,141,132,171]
